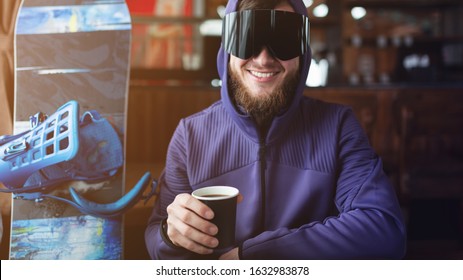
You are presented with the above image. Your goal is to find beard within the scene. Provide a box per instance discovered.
[228,64,300,127]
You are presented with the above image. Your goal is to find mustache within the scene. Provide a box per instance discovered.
[243,60,281,72]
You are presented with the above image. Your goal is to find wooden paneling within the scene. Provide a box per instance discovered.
[127,85,220,163]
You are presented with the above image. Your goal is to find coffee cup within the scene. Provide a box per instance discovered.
[192,186,239,249]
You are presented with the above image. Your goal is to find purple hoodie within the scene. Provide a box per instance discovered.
[145,0,406,259]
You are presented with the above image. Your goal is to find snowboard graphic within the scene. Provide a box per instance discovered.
[7,0,132,259]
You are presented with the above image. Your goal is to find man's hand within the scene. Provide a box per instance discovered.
[166,193,219,254]
[219,247,239,260]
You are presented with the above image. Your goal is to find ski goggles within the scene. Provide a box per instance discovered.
[222,9,310,61]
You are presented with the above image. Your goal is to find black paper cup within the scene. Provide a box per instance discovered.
[192,186,239,249]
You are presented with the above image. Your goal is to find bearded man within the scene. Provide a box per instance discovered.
[145,0,406,260]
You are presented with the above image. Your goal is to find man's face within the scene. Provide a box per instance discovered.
[228,2,300,124]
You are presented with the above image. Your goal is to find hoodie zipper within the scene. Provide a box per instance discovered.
[258,134,267,232]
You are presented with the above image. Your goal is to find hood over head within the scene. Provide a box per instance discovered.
[217,0,312,143]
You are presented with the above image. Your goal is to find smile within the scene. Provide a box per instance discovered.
[249,70,277,78]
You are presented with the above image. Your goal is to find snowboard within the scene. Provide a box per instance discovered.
[8,0,131,259]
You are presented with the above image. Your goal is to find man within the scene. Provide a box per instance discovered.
[145,0,406,260]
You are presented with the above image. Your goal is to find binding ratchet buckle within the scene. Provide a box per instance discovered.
[4,139,28,158]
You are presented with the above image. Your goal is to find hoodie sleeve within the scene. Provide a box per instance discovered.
[240,108,407,259]
[145,120,217,260]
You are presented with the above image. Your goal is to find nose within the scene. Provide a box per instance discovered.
[253,46,276,65]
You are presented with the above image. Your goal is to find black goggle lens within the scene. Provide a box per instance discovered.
[223,10,310,61]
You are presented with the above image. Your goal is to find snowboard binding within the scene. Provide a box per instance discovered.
[0,100,157,218]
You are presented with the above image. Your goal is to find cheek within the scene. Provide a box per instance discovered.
[228,62,240,80]
[229,56,247,73]
[283,59,300,75]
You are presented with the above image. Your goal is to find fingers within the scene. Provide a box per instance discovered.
[166,193,219,254]
[176,193,214,220]
[167,216,218,254]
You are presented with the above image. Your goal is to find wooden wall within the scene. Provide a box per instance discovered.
[126,85,221,164]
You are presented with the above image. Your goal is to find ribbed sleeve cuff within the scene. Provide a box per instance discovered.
[160,218,183,250]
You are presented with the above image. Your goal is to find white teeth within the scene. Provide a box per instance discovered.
[250,71,275,78]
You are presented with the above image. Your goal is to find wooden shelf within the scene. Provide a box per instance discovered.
[344,0,461,9]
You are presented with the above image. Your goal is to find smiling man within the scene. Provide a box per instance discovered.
[145,0,406,260]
